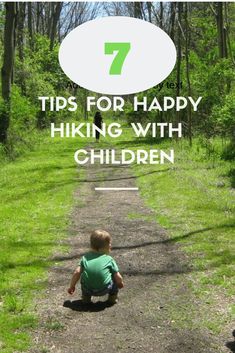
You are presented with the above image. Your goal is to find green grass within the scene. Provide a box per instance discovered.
[0,131,90,353]
[134,140,234,293]
[44,319,64,331]
[0,119,234,349]
[104,123,234,332]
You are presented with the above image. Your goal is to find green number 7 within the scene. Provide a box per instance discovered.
[104,42,131,75]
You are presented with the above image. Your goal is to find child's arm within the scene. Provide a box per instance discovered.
[114,272,124,289]
[68,266,82,294]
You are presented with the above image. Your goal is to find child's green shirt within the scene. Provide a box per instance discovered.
[80,252,119,291]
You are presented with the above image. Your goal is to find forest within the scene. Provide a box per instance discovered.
[0,2,234,353]
[0,2,234,154]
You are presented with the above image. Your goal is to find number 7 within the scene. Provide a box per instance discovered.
[104,42,131,75]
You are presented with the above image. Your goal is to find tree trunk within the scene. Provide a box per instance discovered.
[50,2,62,51]
[47,3,52,37]
[176,3,182,125]
[41,3,45,35]
[134,2,142,19]
[1,2,17,144]
[216,3,227,58]
[17,3,25,61]
[28,2,33,48]
[224,3,235,66]
[147,2,152,22]
[170,2,176,41]
[36,3,40,32]
[17,2,26,95]
[185,3,192,146]
[159,2,163,28]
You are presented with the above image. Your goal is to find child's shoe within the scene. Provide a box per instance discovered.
[82,295,91,304]
[107,294,118,305]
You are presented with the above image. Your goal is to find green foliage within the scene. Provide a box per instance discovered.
[105,127,235,333]
[3,34,78,158]
[11,86,37,128]
[211,87,235,136]
[0,5,234,349]
[4,295,26,314]
[0,86,36,158]
[222,143,235,161]
[125,3,235,141]
[0,5,234,156]
[14,36,61,101]
[28,35,67,92]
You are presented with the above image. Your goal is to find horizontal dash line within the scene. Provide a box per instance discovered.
[95,187,139,191]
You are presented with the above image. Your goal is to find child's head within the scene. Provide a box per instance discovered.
[90,230,111,253]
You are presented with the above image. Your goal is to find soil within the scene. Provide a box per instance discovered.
[29,148,232,353]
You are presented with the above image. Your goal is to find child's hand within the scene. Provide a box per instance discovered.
[114,272,124,289]
[68,266,82,295]
[118,282,124,289]
[68,286,75,295]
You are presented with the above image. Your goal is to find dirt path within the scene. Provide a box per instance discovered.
[30,149,221,353]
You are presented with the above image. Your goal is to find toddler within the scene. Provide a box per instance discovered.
[68,230,124,304]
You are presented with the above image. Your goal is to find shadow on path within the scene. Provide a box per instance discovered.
[2,224,233,273]
[30,151,227,353]
[63,299,112,312]
[78,168,171,183]
[226,330,235,352]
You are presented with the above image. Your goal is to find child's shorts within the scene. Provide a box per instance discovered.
[81,280,118,297]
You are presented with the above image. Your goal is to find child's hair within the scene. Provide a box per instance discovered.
[90,230,111,251]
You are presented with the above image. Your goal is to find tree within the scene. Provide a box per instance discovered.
[176,3,183,124]
[134,2,143,19]
[185,3,192,146]
[159,2,163,28]
[27,2,33,48]
[17,2,26,95]
[49,2,62,51]
[1,2,17,144]
[169,2,176,41]
[216,3,227,59]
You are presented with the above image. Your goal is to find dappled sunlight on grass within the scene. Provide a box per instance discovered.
[0,134,90,352]
[108,127,235,297]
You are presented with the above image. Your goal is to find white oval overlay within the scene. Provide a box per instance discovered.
[59,16,176,95]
